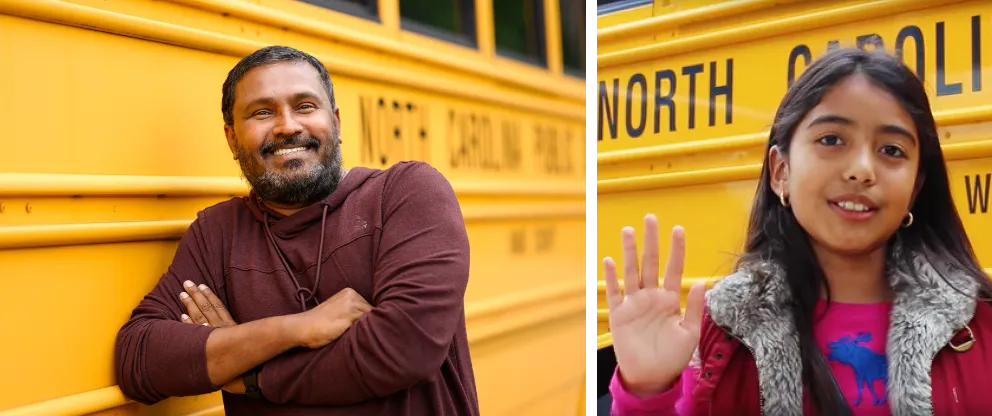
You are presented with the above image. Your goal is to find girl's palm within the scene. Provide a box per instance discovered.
[603,214,707,396]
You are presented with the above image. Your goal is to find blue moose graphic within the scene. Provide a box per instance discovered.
[827,332,888,406]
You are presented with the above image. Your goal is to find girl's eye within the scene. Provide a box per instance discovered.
[817,134,843,146]
[880,144,906,158]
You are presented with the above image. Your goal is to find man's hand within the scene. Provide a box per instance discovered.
[221,378,247,394]
[297,288,373,349]
[178,281,244,394]
[179,280,236,328]
[178,283,371,395]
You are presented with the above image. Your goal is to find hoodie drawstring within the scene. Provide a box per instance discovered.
[262,205,329,312]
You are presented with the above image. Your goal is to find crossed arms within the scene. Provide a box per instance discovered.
[114,163,471,406]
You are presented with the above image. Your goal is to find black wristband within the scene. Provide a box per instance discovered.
[243,365,264,400]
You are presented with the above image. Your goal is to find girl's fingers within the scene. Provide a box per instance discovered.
[604,257,623,310]
[621,227,642,296]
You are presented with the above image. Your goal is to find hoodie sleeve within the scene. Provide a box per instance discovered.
[114,213,222,404]
[258,161,470,405]
[609,365,697,416]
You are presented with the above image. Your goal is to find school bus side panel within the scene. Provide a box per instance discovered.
[596,0,992,345]
[0,0,585,414]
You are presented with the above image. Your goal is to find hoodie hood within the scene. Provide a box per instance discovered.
[245,166,377,238]
[243,166,377,311]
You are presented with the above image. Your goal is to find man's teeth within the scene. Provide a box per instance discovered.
[837,201,870,212]
[273,147,307,156]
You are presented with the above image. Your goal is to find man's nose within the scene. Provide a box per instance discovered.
[272,111,304,137]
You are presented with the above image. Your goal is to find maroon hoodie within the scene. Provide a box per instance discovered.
[115,161,479,415]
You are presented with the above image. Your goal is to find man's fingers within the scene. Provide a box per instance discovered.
[620,227,641,296]
[640,214,660,289]
[200,285,236,326]
[603,257,623,311]
[179,313,208,326]
[179,292,207,325]
[183,280,222,325]
[681,281,707,336]
[662,226,686,293]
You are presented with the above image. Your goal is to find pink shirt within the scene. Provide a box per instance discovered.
[814,299,892,415]
[610,298,893,415]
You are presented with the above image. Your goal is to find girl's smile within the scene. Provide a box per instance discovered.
[828,194,878,222]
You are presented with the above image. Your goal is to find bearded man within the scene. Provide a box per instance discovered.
[114,45,480,416]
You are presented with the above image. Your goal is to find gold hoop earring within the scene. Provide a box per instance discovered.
[779,192,790,207]
[902,212,914,228]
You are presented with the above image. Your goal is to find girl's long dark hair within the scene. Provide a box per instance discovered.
[737,47,992,414]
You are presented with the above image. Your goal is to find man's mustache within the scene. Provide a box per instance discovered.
[259,136,321,156]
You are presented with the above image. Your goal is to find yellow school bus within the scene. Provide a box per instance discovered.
[596,0,992,401]
[0,1,585,415]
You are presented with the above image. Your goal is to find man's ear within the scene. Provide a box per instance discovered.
[224,124,238,160]
[333,107,341,143]
[768,145,790,197]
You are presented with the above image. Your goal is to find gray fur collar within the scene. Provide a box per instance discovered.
[706,244,979,416]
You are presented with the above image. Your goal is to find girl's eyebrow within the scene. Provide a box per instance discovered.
[807,113,917,143]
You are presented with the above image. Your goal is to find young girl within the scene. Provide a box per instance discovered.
[603,47,992,416]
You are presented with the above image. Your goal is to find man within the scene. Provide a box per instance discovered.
[114,45,479,416]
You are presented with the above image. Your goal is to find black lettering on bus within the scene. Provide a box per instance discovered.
[359,96,429,167]
[501,120,523,172]
[856,34,884,51]
[599,59,733,139]
[626,73,647,138]
[359,97,378,164]
[449,111,521,172]
[935,21,962,96]
[480,115,493,170]
[973,15,982,92]
[510,224,557,255]
[535,224,555,253]
[562,128,576,175]
[709,59,733,127]
[535,124,575,175]
[895,25,925,81]
[965,173,991,214]
[654,69,676,133]
[599,79,619,140]
[788,16,985,93]
[682,64,704,130]
[511,227,526,254]
[787,44,811,87]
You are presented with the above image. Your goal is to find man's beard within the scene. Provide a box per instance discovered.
[235,133,343,207]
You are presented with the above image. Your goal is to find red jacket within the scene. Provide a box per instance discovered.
[610,252,992,416]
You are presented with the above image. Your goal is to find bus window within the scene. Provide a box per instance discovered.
[298,0,379,21]
[597,0,652,15]
[493,0,546,68]
[400,0,477,48]
[559,0,584,77]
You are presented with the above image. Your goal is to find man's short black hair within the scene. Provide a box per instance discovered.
[221,45,336,126]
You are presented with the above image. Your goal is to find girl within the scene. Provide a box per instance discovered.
[603,47,992,416]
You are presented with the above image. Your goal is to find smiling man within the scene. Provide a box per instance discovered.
[114,45,480,416]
